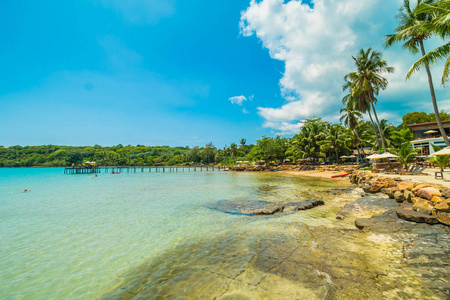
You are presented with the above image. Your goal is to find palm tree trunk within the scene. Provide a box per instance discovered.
[419,40,450,146]
[370,100,386,151]
[354,129,368,164]
[335,147,339,164]
[367,109,382,150]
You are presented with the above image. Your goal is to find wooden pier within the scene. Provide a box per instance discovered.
[64,165,227,174]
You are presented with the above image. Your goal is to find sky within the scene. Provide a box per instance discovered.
[1,0,449,148]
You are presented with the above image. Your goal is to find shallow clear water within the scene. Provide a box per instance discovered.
[0,168,349,299]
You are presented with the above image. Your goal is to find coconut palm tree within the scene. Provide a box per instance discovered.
[409,0,450,85]
[318,124,351,163]
[340,98,368,163]
[386,0,450,146]
[342,88,382,149]
[344,48,394,151]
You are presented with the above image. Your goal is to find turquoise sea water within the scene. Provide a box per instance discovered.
[0,168,348,299]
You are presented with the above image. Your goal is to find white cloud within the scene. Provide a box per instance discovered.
[98,0,174,24]
[229,95,248,105]
[262,121,303,135]
[240,0,446,132]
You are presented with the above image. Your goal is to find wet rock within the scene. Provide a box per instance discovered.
[413,199,434,215]
[338,194,397,219]
[433,211,450,226]
[207,199,324,216]
[394,191,406,203]
[396,206,439,224]
[322,187,356,195]
[415,187,441,200]
[285,199,325,211]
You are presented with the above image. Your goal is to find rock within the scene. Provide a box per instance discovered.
[207,199,324,216]
[396,206,439,224]
[392,177,402,181]
[415,187,441,200]
[397,181,415,191]
[285,199,325,211]
[440,188,450,198]
[430,196,445,205]
[411,183,431,192]
[412,199,434,215]
[434,199,450,212]
[369,181,389,193]
[383,187,399,199]
[394,191,406,203]
[433,211,450,226]
[404,190,414,202]
[323,187,356,195]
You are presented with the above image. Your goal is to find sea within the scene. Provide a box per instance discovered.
[2,167,440,299]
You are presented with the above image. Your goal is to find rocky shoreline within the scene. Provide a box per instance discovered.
[229,164,359,173]
[349,171,450,226]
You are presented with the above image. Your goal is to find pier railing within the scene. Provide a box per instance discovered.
[64,165,227,174]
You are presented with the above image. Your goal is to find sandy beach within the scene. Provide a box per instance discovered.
[279,168,450,188]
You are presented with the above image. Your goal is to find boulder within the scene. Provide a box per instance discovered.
[383,187,399,199]
[433,211,450,226]
[394,191,406,203]
[413,199,434,215]
[397,181,415,191]
[207,199,324,216]
[434,199,450,213]
[404,190,414,202]
[396,206,439,224]
[368,181,389,193]
[440,188,450,199]
[430,196,445,205]
[411,183,431,192]
[415,187,442,200]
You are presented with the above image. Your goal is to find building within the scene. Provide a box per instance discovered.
[408,121,450,156]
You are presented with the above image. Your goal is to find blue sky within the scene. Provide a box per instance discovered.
[1,0,449,147]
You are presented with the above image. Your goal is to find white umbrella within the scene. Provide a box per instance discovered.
[366,153,381,159]
[377,152,399,159]
[340,155,349,158]
[432,146,450,156]
[424,130,439,134]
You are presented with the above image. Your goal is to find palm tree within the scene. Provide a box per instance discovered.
[409,0,450,85]
[429,144,450,171]
[386,0,450,146]
[395,142,418,168]
[340,98,367,163]
[319,124,351,163]
[379,119,397,147]
[344,48,394,151]
[342,88,382,149]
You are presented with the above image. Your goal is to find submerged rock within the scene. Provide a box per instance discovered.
[207,199,324,216]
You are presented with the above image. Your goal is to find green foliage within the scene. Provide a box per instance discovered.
[429,144,450,171]
[401,111,450,128]
[394,142,418,168]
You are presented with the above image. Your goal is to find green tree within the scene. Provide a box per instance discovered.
[344,49,394,151]
[429,144,450,171]
[386,0,450,146]
[340,98,367,162]
[394,142,418,168]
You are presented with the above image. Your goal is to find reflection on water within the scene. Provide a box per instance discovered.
[1,169,446,299]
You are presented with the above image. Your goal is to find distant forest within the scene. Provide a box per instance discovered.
[2,110,450,168]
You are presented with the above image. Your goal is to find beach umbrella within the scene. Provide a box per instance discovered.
[340,155,348,158]
[377,152,399,159]
[424,130,439,134]
[432,146,450,156]
[366,153,381,159]
[347,155,357,158]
